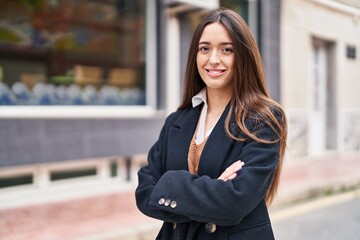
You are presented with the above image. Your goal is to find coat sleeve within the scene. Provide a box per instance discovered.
[144,116,282,226]
[135,112,193,223]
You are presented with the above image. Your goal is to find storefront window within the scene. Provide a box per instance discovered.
[0,0,146,105]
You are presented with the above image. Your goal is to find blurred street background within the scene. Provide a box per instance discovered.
[0,0,359,239]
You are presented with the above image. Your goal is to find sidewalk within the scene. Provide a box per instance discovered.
[1,153,359,240]
[274,152,360,207]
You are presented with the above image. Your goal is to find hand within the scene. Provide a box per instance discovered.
[218,160,244,181]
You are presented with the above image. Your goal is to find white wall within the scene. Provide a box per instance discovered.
[281,0,360,156]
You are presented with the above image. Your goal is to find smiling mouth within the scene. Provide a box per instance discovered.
[206,69,226,77]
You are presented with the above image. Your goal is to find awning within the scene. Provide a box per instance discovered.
[164,0,219,13]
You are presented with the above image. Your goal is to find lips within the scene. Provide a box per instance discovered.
[206,68,226,78]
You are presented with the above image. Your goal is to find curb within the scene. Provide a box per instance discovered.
[72,222,162,240]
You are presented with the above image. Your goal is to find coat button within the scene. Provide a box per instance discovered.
[170,201,177,209]
[205,222,216,233]
[164,199,171,206]
[158,198,165,205]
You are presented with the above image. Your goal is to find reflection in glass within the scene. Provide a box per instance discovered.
[0,0,146,105]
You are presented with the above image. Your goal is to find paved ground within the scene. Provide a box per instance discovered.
[0,152,359,240]
[0,192,160,240]
[274,152,360,207]
[272,190,360,240]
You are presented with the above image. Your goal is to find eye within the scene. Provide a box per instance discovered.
[222,47,233,54]
[199,46,209,52]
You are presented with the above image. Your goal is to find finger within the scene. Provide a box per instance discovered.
[230,160,244,167]
[227,160,244,172]
[218,161,244,180]
[225,173,237,181]
[219,161,243,178]
[217,172,227,181]
[218,170,232,180]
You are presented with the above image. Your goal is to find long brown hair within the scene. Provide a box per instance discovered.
[178,8,287,205]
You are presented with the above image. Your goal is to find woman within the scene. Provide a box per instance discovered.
[135,8,287,240]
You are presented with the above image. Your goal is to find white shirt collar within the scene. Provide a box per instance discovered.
[191,88,207,108]
[191,88,210,144]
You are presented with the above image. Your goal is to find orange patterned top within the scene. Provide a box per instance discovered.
[187,133,209,174]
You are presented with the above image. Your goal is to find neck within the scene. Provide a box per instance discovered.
[206,87,233,115]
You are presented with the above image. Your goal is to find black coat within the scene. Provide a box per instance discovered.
[135,104,280,240]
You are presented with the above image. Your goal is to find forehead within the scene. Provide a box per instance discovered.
[199,22,232,43]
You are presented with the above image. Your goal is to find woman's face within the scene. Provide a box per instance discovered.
[196,22,235,93]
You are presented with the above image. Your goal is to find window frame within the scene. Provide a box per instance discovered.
[0,0,158,118]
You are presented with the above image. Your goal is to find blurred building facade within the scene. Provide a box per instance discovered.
[0,0,358,202]
[0,0,282,202]
[282,0,360,157]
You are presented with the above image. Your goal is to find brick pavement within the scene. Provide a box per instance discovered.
[0,192,160,240]
[0,153,359,240]
[274,152,360,207]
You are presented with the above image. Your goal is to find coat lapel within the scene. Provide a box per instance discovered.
[197,104,233,178]
[166,105,202,171]
[166,103,234,179]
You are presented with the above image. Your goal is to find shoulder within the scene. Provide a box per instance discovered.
[163,106,194,127]
[247,103,285,126]
[269,104,286,122]
[243,104,286,141]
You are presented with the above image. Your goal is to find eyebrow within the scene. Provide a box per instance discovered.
[199,41,233,45]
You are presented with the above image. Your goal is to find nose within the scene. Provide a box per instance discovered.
[209,51,220,65]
